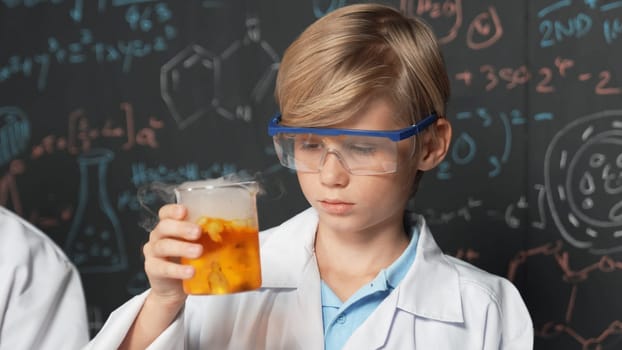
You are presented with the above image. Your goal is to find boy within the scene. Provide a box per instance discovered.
[86,3,533,349]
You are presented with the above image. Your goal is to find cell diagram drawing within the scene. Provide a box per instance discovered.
[545,110,622,254]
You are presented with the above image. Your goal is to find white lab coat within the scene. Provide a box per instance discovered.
[0,206,89,350]
[86,208,533,349]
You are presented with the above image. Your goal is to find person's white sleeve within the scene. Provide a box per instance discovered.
[500,279,534,350]
[0,210,89,350]
[483,278,533,350]
[84,290,186,350]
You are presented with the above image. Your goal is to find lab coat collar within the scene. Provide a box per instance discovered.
[259,208,319,288]
[396,213,464,323]
[259,208,463,323]
[259,209,324,350]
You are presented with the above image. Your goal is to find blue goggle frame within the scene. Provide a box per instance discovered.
[267,112,439,141]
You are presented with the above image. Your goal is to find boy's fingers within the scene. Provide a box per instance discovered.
[151,219,201,241]
[149,238,203,259]
[158,204,187,220]
[144,257,194,280]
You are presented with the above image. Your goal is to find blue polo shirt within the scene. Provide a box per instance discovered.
[320,227,419,350]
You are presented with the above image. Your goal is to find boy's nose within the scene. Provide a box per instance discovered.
[319,151,350,186]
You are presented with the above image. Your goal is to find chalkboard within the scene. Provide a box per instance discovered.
[1,1,621,349]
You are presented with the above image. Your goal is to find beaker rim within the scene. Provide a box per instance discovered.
[175,180,258,193]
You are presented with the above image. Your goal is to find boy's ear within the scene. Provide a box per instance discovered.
[417,117,452,171]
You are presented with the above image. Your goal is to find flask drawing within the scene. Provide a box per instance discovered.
[65,148,128,273]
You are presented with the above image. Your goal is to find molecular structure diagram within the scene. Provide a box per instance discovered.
[161,15,280,129]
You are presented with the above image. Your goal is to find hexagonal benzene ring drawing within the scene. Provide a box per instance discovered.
[215,16,280,122]
[161,45,220,129]
[545,110,622,254]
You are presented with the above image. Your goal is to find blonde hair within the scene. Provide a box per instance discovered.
[275,3,450,131]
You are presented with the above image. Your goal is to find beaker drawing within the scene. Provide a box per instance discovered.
[65,148,127,273]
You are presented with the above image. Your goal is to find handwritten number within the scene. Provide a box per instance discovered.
[539,20,554,47]
[537,67,555,93]
[595,70,622,95]
[480,65,498,91]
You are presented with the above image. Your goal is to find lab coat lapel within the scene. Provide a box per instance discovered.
[258,210,463,349]
[343,215,463,349]
[292,251,324,350]
[260,208,324,349]
[397,215,463,322]
[342,289,402,350]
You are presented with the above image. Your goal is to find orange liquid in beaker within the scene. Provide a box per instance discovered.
[181,217,262,294]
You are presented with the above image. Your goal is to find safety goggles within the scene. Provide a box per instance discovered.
[267,112,438,175]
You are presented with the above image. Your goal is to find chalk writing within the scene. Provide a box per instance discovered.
[312,0,347,18]
[0,2,177,90]
[160,45,218,129]
[401,0,503,49]
[161,16,279,129]
[28,103,163,158]
[537,0,622,47]
[453,57,621,95]
[508,241,622,348]
[0,107,30,167]
[65,148,128,273]
[2,0,161,11]
[117,161,244,212]
[603,17,622,43]
[402,0,462,44]
[502,185,549,230]
[0,107,30,215]
[217,16,280,122]
[2,0,63,9]
[0,101,162,231]
[0,160,25,215]
[318,0,503,49]
[437,109,553,180]
[545,110,622,254]
[128,161,241,188]
[422,197,483,225]
[1,1,620,346]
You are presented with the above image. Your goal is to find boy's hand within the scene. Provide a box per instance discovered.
[142,204,203,304]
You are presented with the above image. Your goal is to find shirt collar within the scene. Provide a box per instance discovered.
[321,222,420,308]
[385,224,419,289]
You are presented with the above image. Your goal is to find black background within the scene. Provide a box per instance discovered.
[1,1,622,348]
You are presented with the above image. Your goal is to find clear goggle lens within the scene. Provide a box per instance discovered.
[273,133,404,175]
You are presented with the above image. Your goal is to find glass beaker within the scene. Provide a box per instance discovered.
[175,179,262,294]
